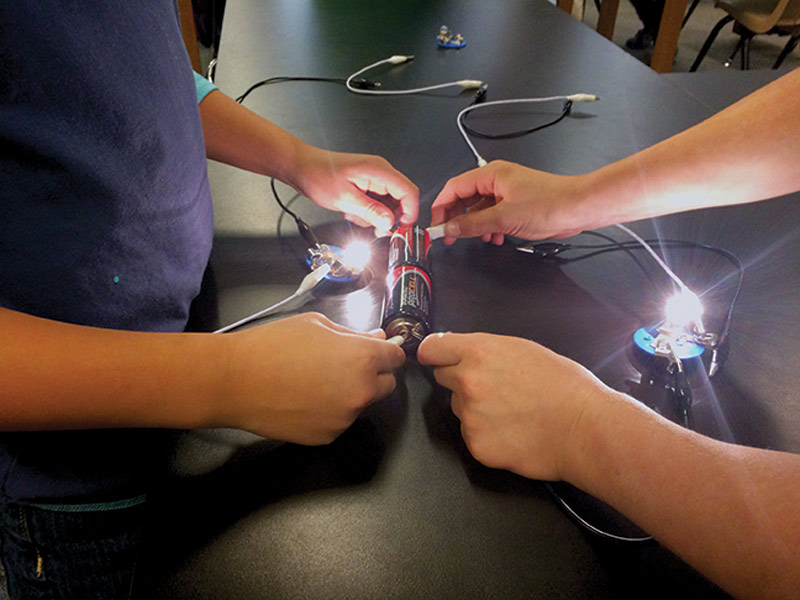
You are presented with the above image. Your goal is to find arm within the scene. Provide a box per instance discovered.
[432,67,800,243]
[197,89,418,232]
[417,332,800,600]
[1,307,404,444]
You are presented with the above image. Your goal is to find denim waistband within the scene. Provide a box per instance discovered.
[18,494,147,513]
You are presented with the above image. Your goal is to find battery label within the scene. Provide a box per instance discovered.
[389,226,431,269]
[386,265,431,316]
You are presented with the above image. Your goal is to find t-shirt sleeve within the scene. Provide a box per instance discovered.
[194,71,218,103]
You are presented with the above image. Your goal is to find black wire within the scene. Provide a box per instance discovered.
[521,236,743,344]
[269,177,301,221]
[236,76,350,103]
[579,230,658,288]
[461,100,573,140]
[559,238,742,346]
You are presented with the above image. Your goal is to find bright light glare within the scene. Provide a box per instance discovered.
[341,240,371,271]
[665,290,704,328]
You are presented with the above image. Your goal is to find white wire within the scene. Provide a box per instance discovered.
[457,96,591,168]
[545,483,653,543]
[345,57,480,96]
[213,293,305,333]
[614,223,689,292]
[214,264,331,334]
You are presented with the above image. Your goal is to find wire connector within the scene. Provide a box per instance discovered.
[566,93,599,102]
[457,79,485,89]
[388,55,415,64]
[296,263,332,295]
[349,78,382,89]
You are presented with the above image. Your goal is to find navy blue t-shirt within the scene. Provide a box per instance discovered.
[0,2,214,502]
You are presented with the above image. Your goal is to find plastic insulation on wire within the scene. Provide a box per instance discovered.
[235,76,382,104]
[520,235,744,349]
[544,483,653,543]
[460,100,573,140]
[345,55,484,96]
[614,224,690,293]
[457,94,599,167]
[213,263,331,333]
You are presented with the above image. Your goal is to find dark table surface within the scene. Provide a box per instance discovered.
[135,2,800,598]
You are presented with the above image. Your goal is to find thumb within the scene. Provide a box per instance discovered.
[417,332,465,367]
[443,205,507,239]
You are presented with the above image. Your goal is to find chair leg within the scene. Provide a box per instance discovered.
[690,15,734,71]
[682,0,702,28]
[741,36,751,70]
[724,36,745,67]
[773,34,800,68]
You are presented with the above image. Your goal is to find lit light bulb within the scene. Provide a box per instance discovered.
[664,289,703,329]
[341,240,371,272]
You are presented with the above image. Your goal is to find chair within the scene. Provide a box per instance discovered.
[177,0,203,74]
[690,0,800,71]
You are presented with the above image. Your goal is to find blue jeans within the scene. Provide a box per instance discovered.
[0,497,146,600]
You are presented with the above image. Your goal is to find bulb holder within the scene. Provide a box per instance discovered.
[306,244,362,283]
[633,325,705,361]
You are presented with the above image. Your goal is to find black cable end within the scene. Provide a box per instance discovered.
[350,78,382,89]
[473,83,489,104]
[295,218,320,247]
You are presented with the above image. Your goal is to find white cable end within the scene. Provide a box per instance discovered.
[296,263,331,295]
[457,79,484,89]
[477,157,488,168]
[386,334,406,346]
[426,224,446,241]
[388,55,414,64]
[567,93,599,102]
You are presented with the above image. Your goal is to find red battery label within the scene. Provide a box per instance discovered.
[389,226,431,269]
[385,265,432,324]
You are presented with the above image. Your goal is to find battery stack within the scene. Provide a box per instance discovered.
[382,225,433,353]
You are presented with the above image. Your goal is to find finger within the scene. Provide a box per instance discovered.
[375,372,398,400]
[481,232,492,243]
[442,205,509,240]
[450,392,463,420]
[428,363,462,394]
[417,332,465,367]
[491,232,505,245]
[374,341,406,373]
[349,169,419,225]
[344,213,372,229]
[338,192,395,233]
[432,167,499,220]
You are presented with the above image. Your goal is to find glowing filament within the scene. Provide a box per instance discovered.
[341,240,372,272]
[665,290,703,329]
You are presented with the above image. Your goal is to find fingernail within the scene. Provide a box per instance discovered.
[445,221,460,237]
[379,215,394,231]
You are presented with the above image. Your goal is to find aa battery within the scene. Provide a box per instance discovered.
[388,224,431,270]
[382,225,433,352]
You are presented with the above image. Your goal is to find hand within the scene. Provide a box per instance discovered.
[220,313,406,444]
[431,160,587,245]
[293,147,419,236]
[417,332,609,481]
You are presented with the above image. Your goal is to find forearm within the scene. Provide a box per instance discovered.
[573,67,800,229]
[198,89,317,187]
[566,390,800,599]
[0,308,225,431]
